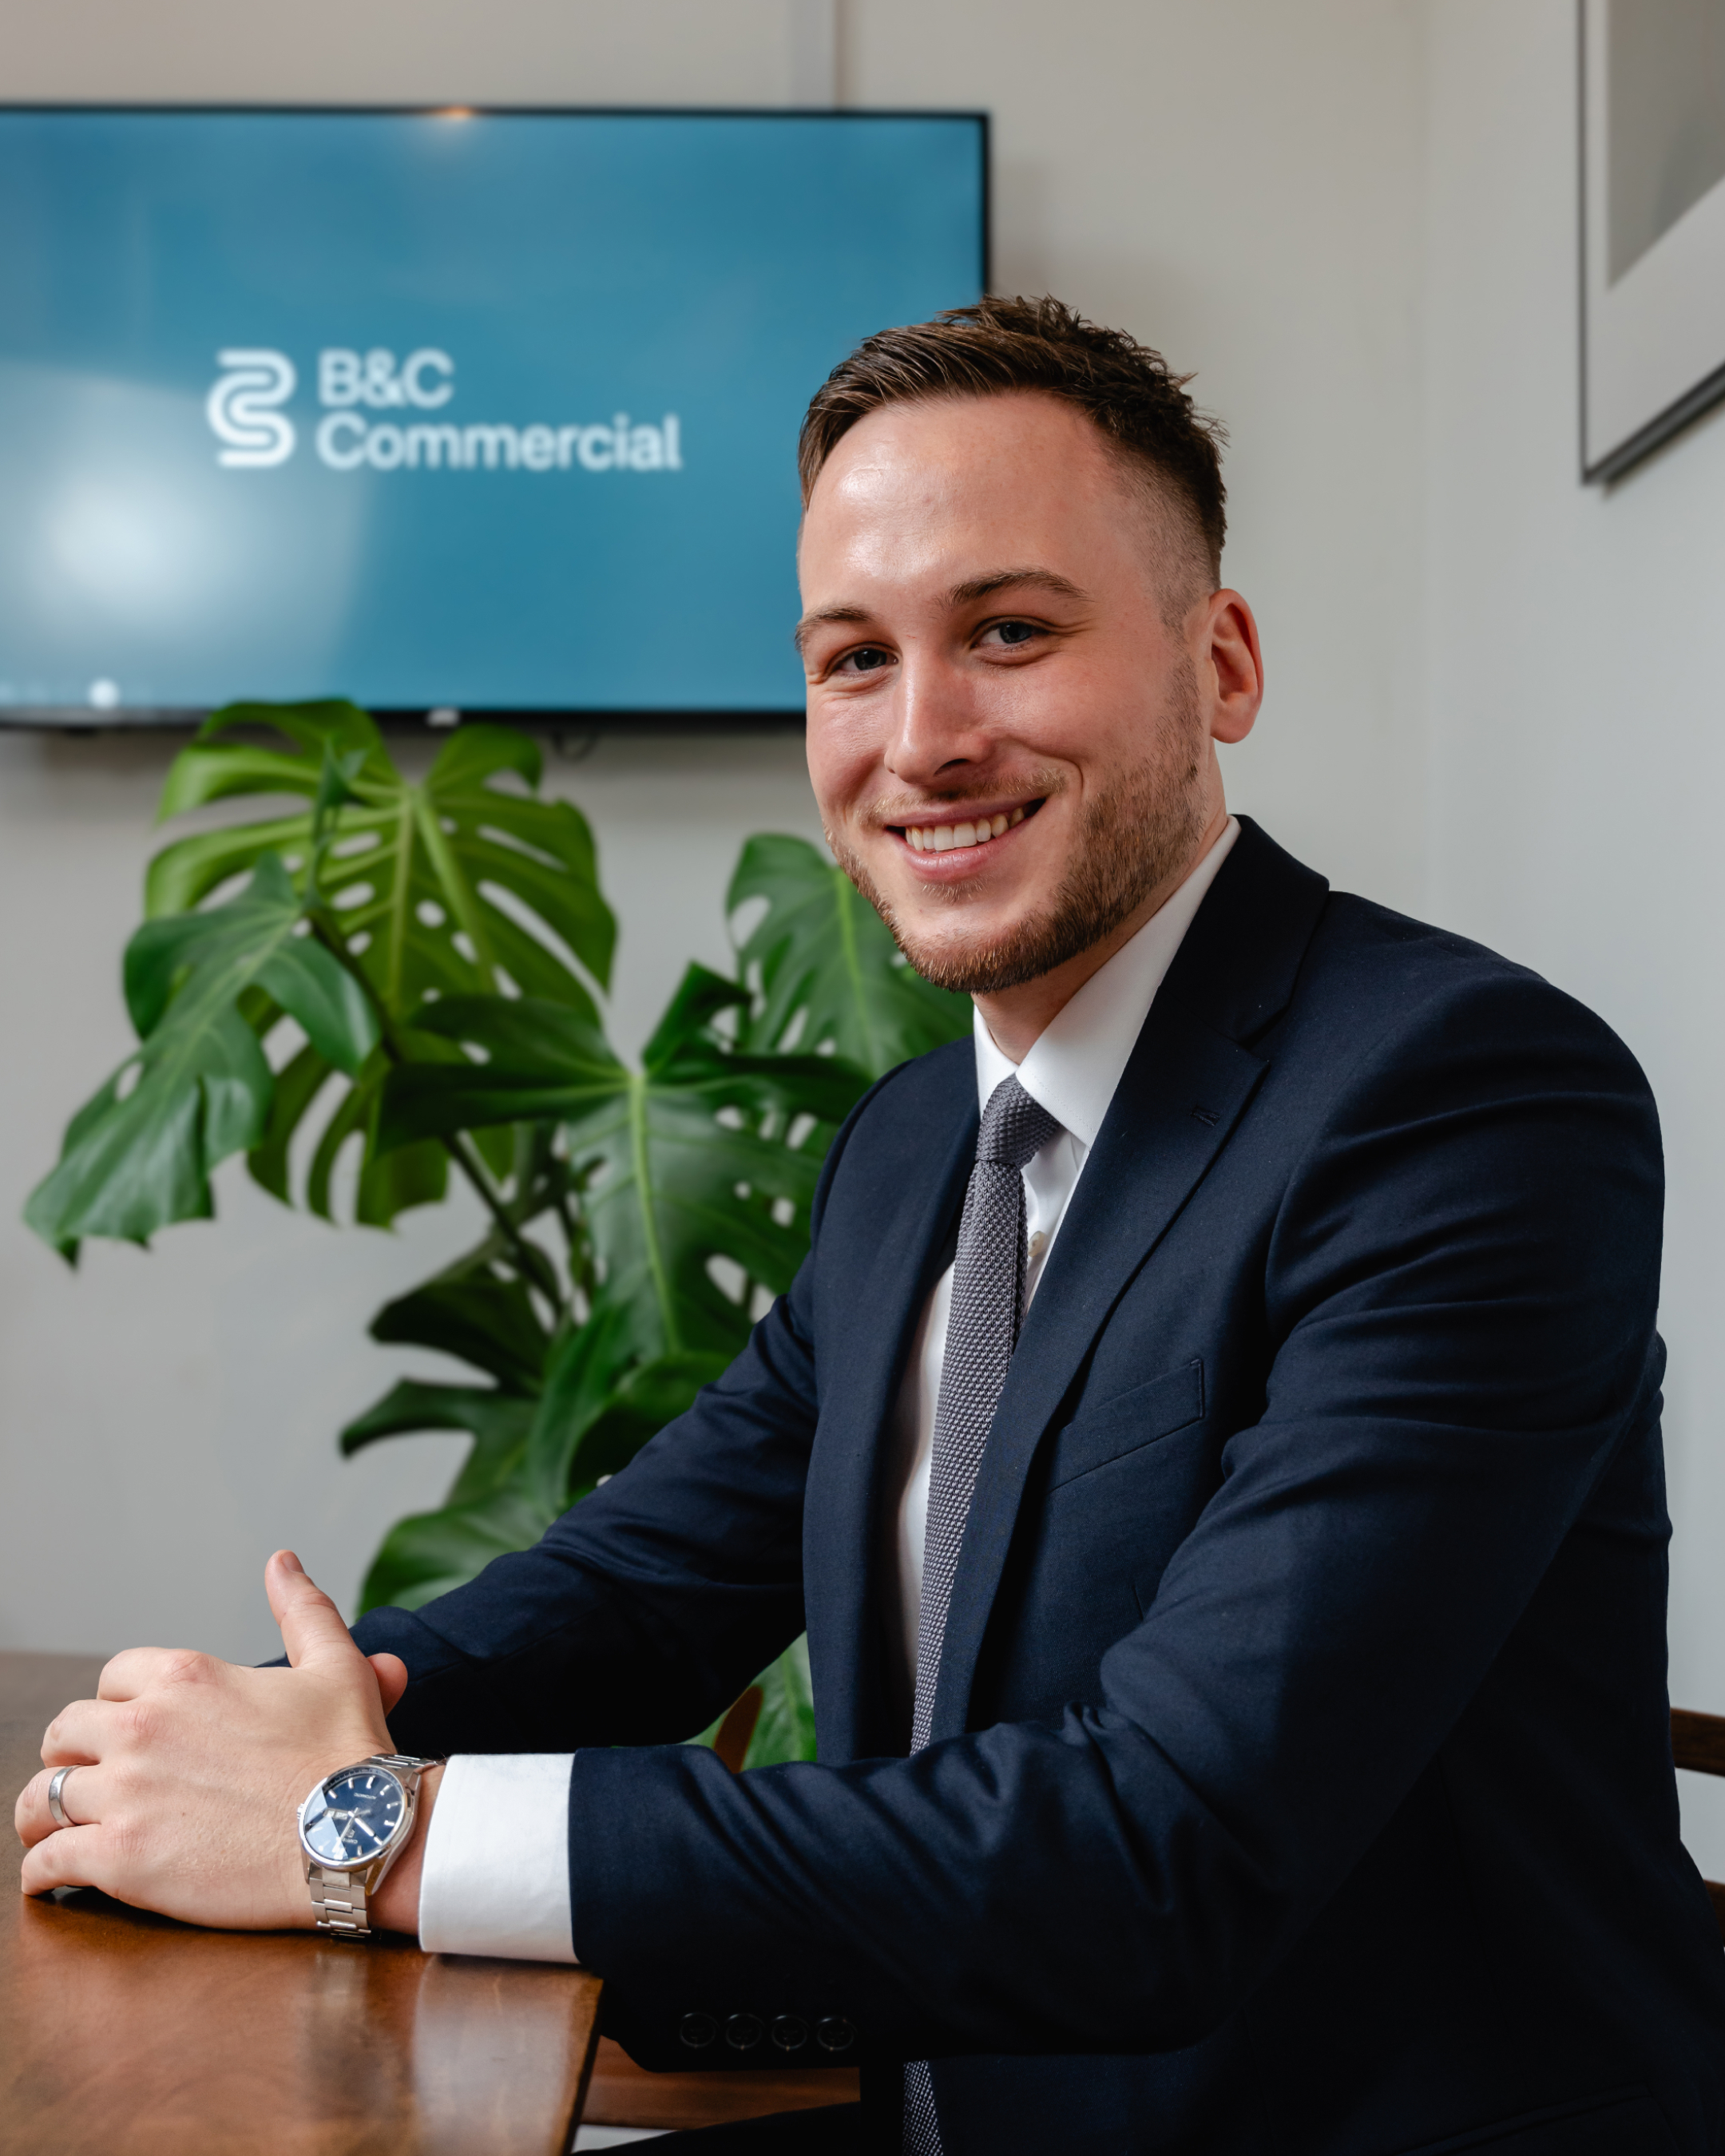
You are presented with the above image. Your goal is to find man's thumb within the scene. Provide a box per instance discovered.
[368,1652,410,1716]
[266,1549,360,1671]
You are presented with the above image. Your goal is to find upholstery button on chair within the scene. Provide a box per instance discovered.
[815,2015,856,2052]
[678,2012,718,2049]
[771,2014,808,2052]
[725,2012,764,2051]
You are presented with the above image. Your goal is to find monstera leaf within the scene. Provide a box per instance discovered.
[729,833,970,1076]
[339,1275,556,1616]
[341,1377,538,1483]
[26,854,378,1250]
[367,1267,554,1393]
[376,965,870,1509]
[524,1302,732,1516]
[355,1483,561,1614]
[341,1377,549,1613]
[148,701,614,1008]
[143,701,616,1222]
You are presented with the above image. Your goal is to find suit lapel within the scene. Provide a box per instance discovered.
[803,1045,978,1763]
[928,818,1331,1740]
[926,1006,1266,1738]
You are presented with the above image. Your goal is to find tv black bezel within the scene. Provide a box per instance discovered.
[0,100,991,736]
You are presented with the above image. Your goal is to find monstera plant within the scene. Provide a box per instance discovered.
[28,701,968,1766]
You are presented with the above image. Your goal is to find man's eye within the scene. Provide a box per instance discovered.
[981,620,1045,649]
[833,645,894,676]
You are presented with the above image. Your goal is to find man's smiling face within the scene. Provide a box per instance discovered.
[797,390,1260,1009]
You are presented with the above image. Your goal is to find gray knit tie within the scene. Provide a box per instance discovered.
[904,1074,1061,2156]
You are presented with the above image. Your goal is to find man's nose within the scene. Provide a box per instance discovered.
[883,651,994,790]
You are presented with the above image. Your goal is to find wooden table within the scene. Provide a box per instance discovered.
[0,1653,604,2155]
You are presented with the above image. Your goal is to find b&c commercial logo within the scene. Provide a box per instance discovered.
[204,347,683,477]
[205,349,298,468]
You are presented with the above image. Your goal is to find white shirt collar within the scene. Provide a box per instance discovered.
[973,817,1240,1146]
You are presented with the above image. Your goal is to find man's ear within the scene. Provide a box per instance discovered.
[1203,590,1263,745]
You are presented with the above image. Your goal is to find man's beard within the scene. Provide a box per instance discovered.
[827,661,1210,997]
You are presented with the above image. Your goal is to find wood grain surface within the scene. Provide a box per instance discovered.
[1672,1706,1725,1781]
[10,1654,1719,2145]
[583,2036,859,2130]
[0,1651,602,2156]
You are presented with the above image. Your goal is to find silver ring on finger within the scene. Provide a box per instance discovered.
[46,1764,80,1829]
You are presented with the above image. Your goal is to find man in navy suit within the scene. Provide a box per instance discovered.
[20,298,1725,2154]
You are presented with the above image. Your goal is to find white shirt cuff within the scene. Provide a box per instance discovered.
[416,1754,579,1963]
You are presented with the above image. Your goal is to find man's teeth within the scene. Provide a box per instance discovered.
[906,807,1025,854]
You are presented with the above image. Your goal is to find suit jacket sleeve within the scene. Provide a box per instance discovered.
[557,969,1666,2061]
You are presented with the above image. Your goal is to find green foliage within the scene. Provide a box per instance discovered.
[148,701,614,1011]
[356,1486,561,1614]
[145,700,614,1227]
[26,854,379,1252]
[371,1272,553,1393]
[27,703,972,1767]
[340,1377,544,1612]
[729,833,971,1065]
[378,970,869,1513]
[341,1377,538,1474]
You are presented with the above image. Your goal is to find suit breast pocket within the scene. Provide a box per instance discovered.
[1047,1357,1206,1491]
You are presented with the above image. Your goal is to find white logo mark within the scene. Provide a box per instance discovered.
[207,350,298,467]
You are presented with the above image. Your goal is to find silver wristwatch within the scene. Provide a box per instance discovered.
[297,1751,442,1940]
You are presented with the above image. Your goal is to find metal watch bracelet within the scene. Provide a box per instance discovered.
[304,1751,442,1941]
[306,1859,376,1938]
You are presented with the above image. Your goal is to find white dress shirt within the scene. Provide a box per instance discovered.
[882,817,1239,1706]
[414,817,1239,1961]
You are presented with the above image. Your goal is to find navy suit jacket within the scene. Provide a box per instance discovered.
[356,820,1725,2155]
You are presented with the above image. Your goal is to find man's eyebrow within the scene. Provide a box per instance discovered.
[792,604,872,655]
[947,568,1092,607]
[793,570,1091,654]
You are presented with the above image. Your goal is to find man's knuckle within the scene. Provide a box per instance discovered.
[120,1699,157,1746]
[108,1815,147,1864]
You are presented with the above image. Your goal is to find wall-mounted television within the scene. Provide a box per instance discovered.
[0,106,987,730]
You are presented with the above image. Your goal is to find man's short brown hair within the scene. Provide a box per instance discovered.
[797,295,1228,594]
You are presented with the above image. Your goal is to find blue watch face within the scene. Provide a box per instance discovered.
[302,1767,406,1868]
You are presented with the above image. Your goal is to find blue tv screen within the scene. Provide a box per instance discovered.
[0,107,986,726]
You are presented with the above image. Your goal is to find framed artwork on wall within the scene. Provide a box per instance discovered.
[1580,0,1725,481]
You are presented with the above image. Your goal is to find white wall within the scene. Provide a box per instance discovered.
[1422,0,1725,1870]
[846,0,1429,911]
[0,0,812,107]
[0,0,1432,1663]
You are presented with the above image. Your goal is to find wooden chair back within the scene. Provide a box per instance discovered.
[1671,1708,1725,1941]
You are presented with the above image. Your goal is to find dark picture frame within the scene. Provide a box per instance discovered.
[1580,0,1725,481]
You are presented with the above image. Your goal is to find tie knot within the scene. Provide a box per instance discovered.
[977,1074,1061,1171]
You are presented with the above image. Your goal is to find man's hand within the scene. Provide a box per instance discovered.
[14,1550,437,1933]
